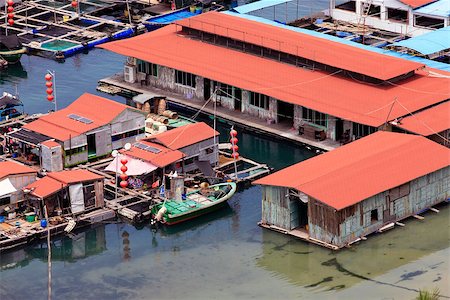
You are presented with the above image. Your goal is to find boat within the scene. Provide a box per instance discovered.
[0,35,27,64]
[151,181,237,225]
[0,92,23,122]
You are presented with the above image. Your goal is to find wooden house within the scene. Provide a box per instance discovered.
[254,132,450,249]
[0,161,37,213]
[100,12,449,144]
[24,169,105,218]
[7,93,146,168]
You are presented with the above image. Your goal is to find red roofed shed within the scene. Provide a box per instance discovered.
[254,132,450,249]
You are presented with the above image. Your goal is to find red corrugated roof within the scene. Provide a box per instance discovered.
[149,122,219,150]
[175,12,424,80]
[25,176,65,198]
[40,140,61,148]
[124,140,185,167]
[395,101,450,136]
[0,161,37,179]
[23,93,130,141]
[47,169,104,184]
[254,131,450,210]
[100,26,450,127]
[399,0,437,8]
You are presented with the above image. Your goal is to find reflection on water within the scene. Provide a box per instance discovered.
[0,62,28,83]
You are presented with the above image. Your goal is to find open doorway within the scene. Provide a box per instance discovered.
[234,88,242,111]
[335,118,344,141]
[204,78,211,100]
[87,134,96,158]
[277,100,294,124]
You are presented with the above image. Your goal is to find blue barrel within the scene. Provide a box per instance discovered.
[40,219,47,228]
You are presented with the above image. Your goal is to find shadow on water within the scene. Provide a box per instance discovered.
[256,203,450,292]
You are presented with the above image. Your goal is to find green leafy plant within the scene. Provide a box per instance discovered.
[416,288,440,300]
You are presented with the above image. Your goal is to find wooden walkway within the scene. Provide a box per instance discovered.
[98,75,341,152]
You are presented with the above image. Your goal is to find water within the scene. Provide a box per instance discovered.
[1,3,449,299]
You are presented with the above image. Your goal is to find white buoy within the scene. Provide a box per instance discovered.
[155,206,167,221]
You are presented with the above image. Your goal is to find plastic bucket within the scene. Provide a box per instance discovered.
[26,214,35,222]
[0,216,4,223]
[40,219,47,228]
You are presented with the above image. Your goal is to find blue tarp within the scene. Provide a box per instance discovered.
[221,11,450,72]
[391,27,450,55]
[233,0,292,14]
[147,9,196,24]
[414,0,450,17]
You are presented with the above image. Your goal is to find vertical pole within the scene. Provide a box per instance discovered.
[5,3,8,36]
[213,89,218,167]
[44,205,52,300]
[125,0,132,27]
[115,154,118,201]
[52,71,57,111]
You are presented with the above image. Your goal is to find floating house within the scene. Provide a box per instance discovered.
[147,122,219,173]
[24,169,105,217]
[100,12,449,146]
[254,131,449,249]
[330,0,450,37]
[7,93,146,168]
[0,161,37,213]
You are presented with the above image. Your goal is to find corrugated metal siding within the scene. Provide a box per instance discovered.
[9,174,36,203]
[312,166,449,247]
[261,186,290,229]
[41,143,63,172]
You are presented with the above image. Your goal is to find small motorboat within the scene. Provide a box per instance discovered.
[0,34,27,64]
[0,92,23,122]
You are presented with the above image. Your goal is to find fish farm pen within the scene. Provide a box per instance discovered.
[0,0,152,59]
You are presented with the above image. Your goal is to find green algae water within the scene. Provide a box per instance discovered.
[1,2,449,298]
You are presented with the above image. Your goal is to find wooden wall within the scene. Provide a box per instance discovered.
[261,186,291,229]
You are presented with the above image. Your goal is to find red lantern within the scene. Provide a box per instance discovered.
[120,165,128,173]
[46,88,53,95]
[231,145,239,152]
[230,137,238,145]
[231,152,239,159]
[45,74,52,81]
[120,180,128,188]
[47,95,54,101]
[120,158,128,165]
[230,129,237,137]
[45,81,53,88]
[71,1,77,7]
[120,173,128,181]
[7,13,14,19]
[7,19,14,26]
[7,6,14,13]
[7,0,14,6]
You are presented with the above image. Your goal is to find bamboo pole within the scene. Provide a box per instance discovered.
[44,205,52,300]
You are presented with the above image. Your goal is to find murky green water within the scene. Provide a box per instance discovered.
[1,1,449,298]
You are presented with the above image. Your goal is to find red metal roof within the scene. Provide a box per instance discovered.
[25,176,65,198]
[149,122,219,150]
[100,26,450,127]
[23,93,130,141]
[394,101,450,136]
[40,140,61,148]
[0,161,37,179]
[124,140,185,167]
[254,131,450,210]
[399,0,437,8]
[175,12,424,81]
[47,169,104,184]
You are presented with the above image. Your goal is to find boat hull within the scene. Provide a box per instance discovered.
[0,47,26,64]
[162,201,228,225]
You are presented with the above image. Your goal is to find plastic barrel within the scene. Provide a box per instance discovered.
[40,219,47,228]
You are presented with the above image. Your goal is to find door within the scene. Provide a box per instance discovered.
[87,134,96,158]
[277,101,294,124]
[234,88,242,111]
[335,118,344,141]
[204,78,211,100]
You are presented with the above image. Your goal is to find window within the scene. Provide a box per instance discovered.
[250,92,269,110]
[370,209,378,223]
[213,82,233,97]
[205,147,214,154]
[352,123,376,139]
[65,145,86,156]
[366,4,381,18]
[414,15,445,29]
[336,1,356,12]
[175,70,196,88]
[137,60,158,77]
[184,157,196,165]
[112,128,145,142]
[387,8,408,23]
[302,108,327,127]
[0,196,11,206]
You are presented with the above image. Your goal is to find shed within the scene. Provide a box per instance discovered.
[40,140,63,172]
[254,131,450,249]
[0,161,37,211]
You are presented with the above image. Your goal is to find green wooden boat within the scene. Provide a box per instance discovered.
[151,182,237,225]
[0,35,26,64]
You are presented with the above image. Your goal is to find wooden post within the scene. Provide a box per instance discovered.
[44,205,52,300]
